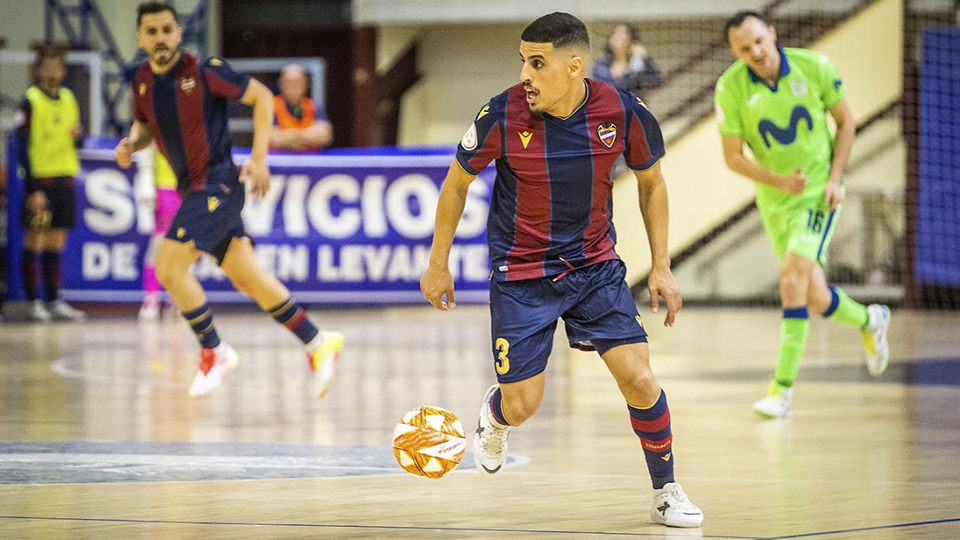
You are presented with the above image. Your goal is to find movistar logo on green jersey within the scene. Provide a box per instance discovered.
[757,105,813,148]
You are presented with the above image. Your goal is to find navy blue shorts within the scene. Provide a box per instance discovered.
[166,182,246,264]
[489,259,648,383]
[21,177,76,230]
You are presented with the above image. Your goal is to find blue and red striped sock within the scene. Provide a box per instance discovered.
[628,389,675,489]
[488,386,510,427]
[268,297,319,345]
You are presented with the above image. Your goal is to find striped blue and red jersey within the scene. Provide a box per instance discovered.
[132,53,250,193]
[456,79,665,281]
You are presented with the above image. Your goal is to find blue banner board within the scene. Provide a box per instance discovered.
[916,28,960,287]
[5,138,493,304]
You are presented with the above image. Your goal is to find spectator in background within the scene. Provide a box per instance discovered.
[270,64,333,151]
[16,45,86,322]
[592,23,661,98]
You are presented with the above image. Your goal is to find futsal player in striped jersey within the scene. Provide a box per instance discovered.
[421,12,702,529]
[115,2,343,397]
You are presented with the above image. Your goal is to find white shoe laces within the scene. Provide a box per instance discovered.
[670,486,690,504]
[480,424,508,454]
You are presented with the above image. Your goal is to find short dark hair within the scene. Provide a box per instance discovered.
[724,10,770,40]
[521,12,590,51]
[31,44,68,84]
[137,1,178,28]
[34,43,67,65]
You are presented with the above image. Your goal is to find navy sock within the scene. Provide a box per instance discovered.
[183,303,221,349]
[21,249,38,301]
[489,386,510,426]
[41,251,61,301]
[268,297,319,345]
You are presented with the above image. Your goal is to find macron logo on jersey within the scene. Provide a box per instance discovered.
[519,131,533,149]
[757,105,813,148]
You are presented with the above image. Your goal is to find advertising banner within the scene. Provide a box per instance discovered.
[5,139,493,304]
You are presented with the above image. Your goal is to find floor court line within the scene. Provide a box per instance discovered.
[505,471,960,488]
[0,516,742,538]
[755,517,960,539]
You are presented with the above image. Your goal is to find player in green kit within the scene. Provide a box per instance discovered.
[715,11,891,418]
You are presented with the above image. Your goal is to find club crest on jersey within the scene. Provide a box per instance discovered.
[180,77,197,95]
[597,123,617,148]
[791,79,808,97]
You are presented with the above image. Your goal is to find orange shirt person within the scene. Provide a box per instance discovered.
[269,64,333,151]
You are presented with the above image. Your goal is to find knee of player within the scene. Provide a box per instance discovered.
[619,366,659,396]
[225,269,257,296]
[778,265,807,292]
[502,391,542,425]
[154,259,185,287]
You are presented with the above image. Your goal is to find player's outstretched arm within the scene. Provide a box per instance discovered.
[720,135,807,195]
[634,160,681,327]
[116,120,154,168]
[239,78,274,197]
[421,161,477,311]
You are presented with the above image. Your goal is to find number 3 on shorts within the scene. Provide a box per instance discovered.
[495,338,510,375]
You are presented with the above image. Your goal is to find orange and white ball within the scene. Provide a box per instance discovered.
[392,406,466,479]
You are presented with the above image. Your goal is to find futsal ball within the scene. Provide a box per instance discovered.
[392,406,466,479]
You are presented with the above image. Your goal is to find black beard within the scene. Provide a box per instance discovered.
[152,46,179,65]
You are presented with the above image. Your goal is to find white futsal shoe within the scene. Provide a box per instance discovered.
[474,384,510,476]
[28,300,52,322]
[651,482,704,528]
[752,381,793,419]
[188,342,239,396]
[139,296,160,321]
[306,331,345,399]
[47,299,86,322]
[861,304,891,376]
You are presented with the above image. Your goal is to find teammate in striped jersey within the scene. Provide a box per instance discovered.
[115,1,343,398]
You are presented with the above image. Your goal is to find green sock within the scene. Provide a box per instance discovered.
[823,286,869,328]
[774,307,810,388]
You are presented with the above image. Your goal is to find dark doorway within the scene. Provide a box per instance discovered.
[221,0,353,148]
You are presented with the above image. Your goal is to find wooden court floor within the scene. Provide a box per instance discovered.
[0,305,958,539]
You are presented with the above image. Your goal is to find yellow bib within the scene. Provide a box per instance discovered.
[25,86,80,178]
